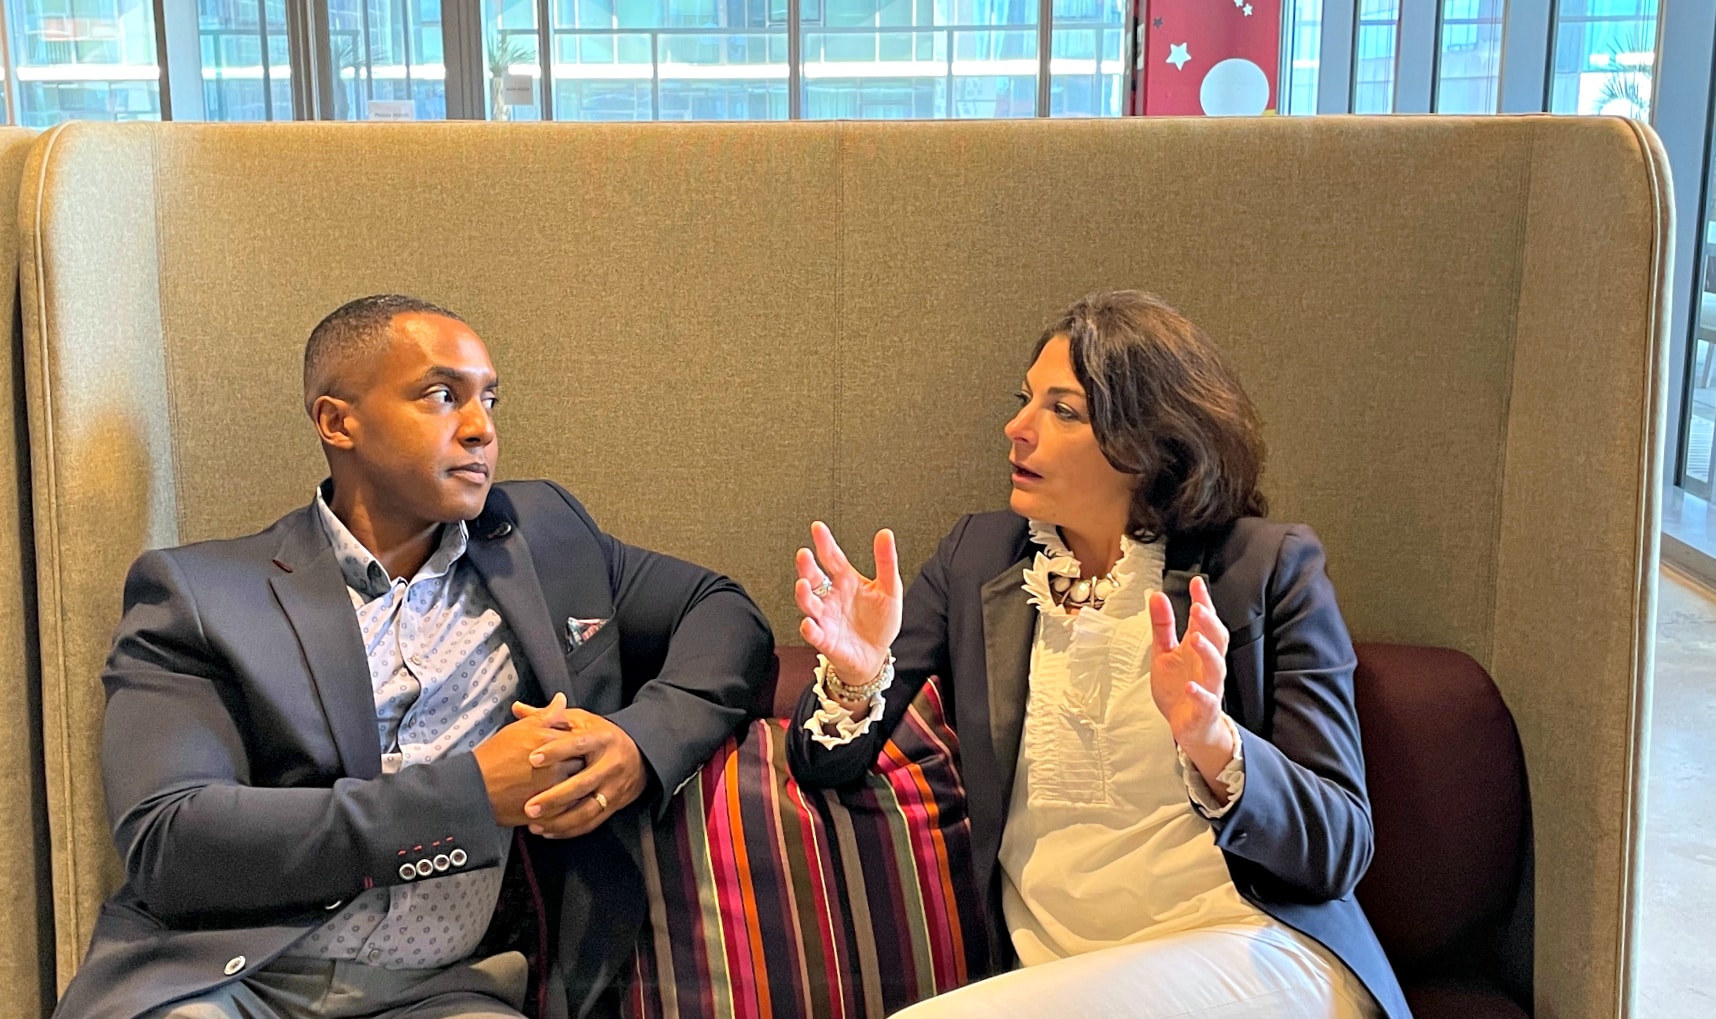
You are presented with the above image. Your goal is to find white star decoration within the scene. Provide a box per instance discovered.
[1167,42,1190,70]
[1243,3,1253,13]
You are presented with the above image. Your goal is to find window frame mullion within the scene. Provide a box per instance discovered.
[536,0,555,120]
[788,0,801,118]
[1035,0,1052,117]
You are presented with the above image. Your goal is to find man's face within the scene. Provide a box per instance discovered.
[344,313,499,527]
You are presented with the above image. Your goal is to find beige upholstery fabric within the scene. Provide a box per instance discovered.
[0,127,54,1019]
[20,117,1667,1019]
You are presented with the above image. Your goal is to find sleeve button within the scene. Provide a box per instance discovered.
[433,854,450,872]
[398,863,417,881]
[415,859,434,878]
[450,849,468,867]
[223,955,246,976]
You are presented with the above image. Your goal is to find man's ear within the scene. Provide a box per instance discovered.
[311,394,357,450]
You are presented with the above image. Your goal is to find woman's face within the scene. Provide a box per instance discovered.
[1004,335,1139,536]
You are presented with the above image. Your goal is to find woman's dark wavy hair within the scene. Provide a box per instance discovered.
[1034,290,1268,541]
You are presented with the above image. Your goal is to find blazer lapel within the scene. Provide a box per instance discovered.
[1161,570,1195,643]
[463,500,575,706]
[268,506,382,780]
[981,556,1036,818]
[1162,531,1241,718]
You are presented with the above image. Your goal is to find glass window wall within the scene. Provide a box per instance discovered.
[803,0,1037,119]
[483,0,539,120]
[1048,0,1122,117]
[1685,173,1716,503]
[1352,0,1397,114]
[1548,0,1658,118]
[8,0,162,126]
[1283,0,1321,115]
[532,0,788,122]
[1434,0,1501,113]
[328,0,445,121]
[198,0,290,121]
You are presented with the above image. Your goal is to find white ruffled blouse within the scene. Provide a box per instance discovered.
[999,520,1263,964]
[800,520,1270,959]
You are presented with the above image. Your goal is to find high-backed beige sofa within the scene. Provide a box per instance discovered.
[18,117,1669,1019]
[0,125,55,1019]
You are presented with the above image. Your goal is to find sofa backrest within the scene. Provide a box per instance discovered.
[0,125,55,1019]
[20,117,1669,1019]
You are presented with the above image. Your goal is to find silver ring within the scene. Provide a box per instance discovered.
[811,578,834,598]
[593,791,609,812]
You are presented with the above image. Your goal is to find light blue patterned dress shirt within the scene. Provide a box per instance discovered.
[285,492,531,969]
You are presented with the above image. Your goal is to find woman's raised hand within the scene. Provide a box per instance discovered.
[1147,575,1230,749]
[795,521,902,695]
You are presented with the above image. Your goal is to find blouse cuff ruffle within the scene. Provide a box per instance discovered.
[1181,713,1246,819]
[802,653,894,750]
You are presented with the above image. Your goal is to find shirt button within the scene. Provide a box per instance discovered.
[449,849,468,867]
[398,862,416,881]
[409,655,423,666]
[223,955,246,976]
[367,948,382,964]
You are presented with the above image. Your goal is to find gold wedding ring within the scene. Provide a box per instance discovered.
[593,791,609,812]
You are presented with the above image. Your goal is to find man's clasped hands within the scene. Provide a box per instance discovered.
[470,693,648,839]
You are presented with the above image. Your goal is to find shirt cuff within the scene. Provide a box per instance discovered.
[801,653,893,750]
[1181,713,1246,819]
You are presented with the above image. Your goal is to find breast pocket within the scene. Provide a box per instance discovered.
[565,619,620,676]
[1224,614,1265,651]
[1223,615,1267,729]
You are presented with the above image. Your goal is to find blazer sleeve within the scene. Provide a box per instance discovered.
[1203,524,1375,902]
[785,515,965,787]
[544,482,775,809]
[102,550,506,926]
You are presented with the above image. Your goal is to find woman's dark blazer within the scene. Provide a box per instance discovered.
[787,511,1411,1019]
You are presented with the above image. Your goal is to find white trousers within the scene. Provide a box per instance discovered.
[892,922,1379,1019]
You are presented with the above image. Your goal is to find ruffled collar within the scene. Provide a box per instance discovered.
[1020,519,1161,621]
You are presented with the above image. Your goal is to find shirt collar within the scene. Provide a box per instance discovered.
[313,489,469,599]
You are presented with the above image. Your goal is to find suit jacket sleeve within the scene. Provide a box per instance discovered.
[543,482,774,810]
[785,515,965,787]
[1204,525,1374,901]
[102,549,506,926]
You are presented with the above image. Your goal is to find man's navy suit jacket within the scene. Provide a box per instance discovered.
[58,480,773,1019]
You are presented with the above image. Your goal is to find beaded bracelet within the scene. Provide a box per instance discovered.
[818,653,895,703]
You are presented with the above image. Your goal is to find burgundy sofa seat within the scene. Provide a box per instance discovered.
[1353,644,1531,1019]
[762,642,1532,1019]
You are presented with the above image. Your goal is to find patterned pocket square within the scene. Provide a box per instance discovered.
[566,616,610,653]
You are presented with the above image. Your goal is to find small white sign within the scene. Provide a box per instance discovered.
[366,99,417,122]
[502,73,535,107]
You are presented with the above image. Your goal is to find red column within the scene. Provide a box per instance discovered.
[1129,0,1283,116]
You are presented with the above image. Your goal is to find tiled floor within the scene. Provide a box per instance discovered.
[1634,566,1716,1015]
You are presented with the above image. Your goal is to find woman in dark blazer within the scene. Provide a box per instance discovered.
[785,292,1410,1019]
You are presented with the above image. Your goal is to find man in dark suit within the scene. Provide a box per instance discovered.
[56,295,773,1019]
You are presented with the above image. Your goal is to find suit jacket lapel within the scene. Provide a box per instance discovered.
[981,556,1035,819]
[1162,530,1241,718]
[463,497,575,705]
[1161,569,1195,643]
[268,506,382,780]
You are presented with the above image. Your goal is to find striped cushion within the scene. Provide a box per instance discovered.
[624,676,987,1019]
